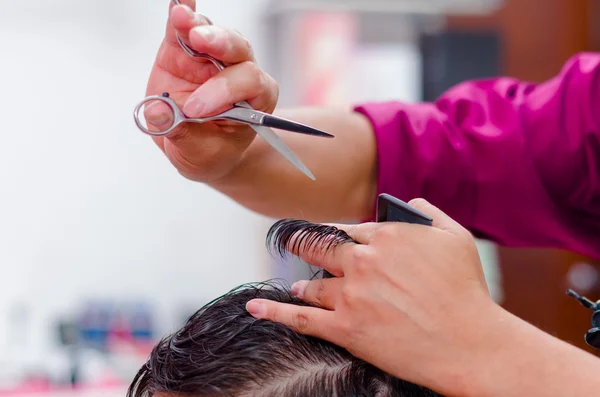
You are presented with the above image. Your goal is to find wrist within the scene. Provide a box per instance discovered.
[426,302,531,397]
[450,304,600,397]
[400,299,512,397]
[451,304,523,397]
[421,301,512,397]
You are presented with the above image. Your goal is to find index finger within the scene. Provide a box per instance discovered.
[166,0,197,45]
[246,299,337,341]
[169,2,211,46]
[168,1,256,65]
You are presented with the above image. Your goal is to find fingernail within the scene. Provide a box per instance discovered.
[291,281,308,299]
[183,96,206,117]
[246,301,265,318]
[193,26,216,43]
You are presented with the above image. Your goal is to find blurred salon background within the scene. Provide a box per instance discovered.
[0,0,598,396]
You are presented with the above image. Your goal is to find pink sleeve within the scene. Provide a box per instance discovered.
[354,52,600,259]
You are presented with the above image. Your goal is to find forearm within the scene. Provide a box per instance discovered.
[211,107,378,222]
[458,306,600,397]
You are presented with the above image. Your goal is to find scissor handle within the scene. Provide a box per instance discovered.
[133,94,186,137]
[170,1,225,71]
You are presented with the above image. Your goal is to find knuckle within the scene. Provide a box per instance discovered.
[292,312,311,333]
[315,280,326,304]
[351,246,375,273]
[242,61,264,85]
[351,245,372,263]
[235,30,254,58]
[372,224,397,240]
[339,284,355,305]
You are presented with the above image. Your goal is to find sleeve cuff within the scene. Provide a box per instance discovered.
[353,102,412,222]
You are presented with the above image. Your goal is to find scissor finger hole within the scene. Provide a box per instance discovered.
[135,99,176,136]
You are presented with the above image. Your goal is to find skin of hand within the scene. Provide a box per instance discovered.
[144,0,278,183]
[246,199,600,397]
[143,0,378,222]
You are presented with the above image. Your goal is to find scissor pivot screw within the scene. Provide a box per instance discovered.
[250,113,257,120]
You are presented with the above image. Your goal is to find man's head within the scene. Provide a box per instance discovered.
[128,219,443,397]
[127,281,442,397]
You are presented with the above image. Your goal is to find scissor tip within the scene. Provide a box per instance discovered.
[298,166,316,181]
[310,129,334,138]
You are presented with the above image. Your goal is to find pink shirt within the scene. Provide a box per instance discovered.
[355,52,600,259]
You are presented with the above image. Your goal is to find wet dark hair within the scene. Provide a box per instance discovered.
[266,219,358,259]
[266,219,358,279]
[127,282,442,397]
[127,220,444,397]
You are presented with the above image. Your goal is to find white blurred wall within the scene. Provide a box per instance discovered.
[0,0,270,368]
[0,0,501,379]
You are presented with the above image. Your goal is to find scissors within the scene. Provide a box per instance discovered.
[133,0,333,181]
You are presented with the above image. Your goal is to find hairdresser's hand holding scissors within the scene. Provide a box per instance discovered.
[247,199,600,397]
[136,0,331,183]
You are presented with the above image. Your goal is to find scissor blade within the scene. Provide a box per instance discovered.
[249,124,316,181]
[261,115,334,138]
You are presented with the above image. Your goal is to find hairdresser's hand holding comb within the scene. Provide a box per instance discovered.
[247,199,600,397]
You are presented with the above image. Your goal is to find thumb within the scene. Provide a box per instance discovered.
[408,198,464,233]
